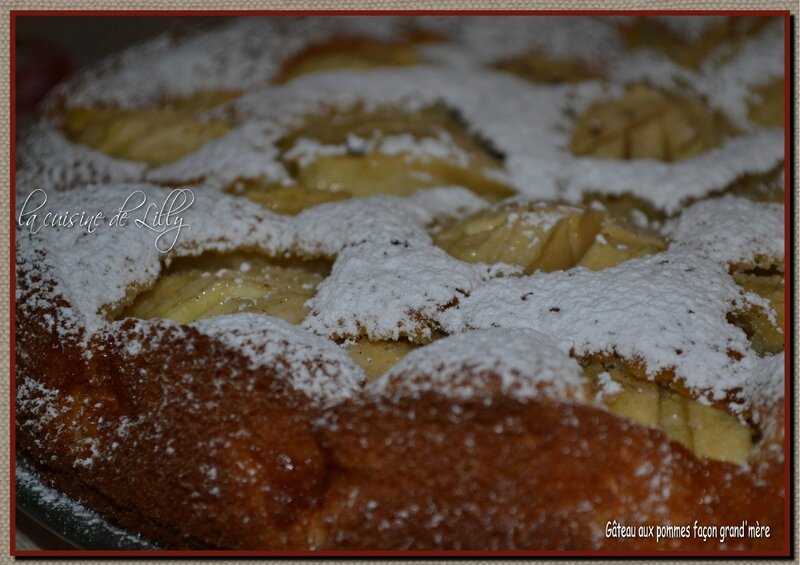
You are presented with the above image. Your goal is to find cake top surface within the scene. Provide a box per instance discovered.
[16,182,785,413]
[16,15,786,422]
[21,17,784,212]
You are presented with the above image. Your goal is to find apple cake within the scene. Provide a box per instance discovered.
[15,15,787,551]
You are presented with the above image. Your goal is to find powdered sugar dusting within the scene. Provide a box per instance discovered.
[289,188,487,258]
[17,174,785,410]
[47,17,436,110]
[16,16,786,414]
[701,20,785,128]
[16,124,147,193]
[16,184,294,338]
[192,313,365,404]
[655,16,727,41]
[291,197,432,258]
[20,17,784,215]
[148,122,291,188]
[668,196,784,268]
[743,352,784,412]
[303,242,486,342]
[148,64,782,214]
[595,371,623,400]
[439,251,763,407]
[369,328,586,402]
[13,18,788,550]
[405,186,489,222]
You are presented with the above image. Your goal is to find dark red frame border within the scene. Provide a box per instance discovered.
[8,8,795,559]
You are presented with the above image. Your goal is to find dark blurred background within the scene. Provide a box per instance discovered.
[15,16,228,126]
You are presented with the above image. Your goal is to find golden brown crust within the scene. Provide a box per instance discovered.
[16,272,328,548]
[308,395,783,551]
[15,265,785,549]
[15,15,787,552]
